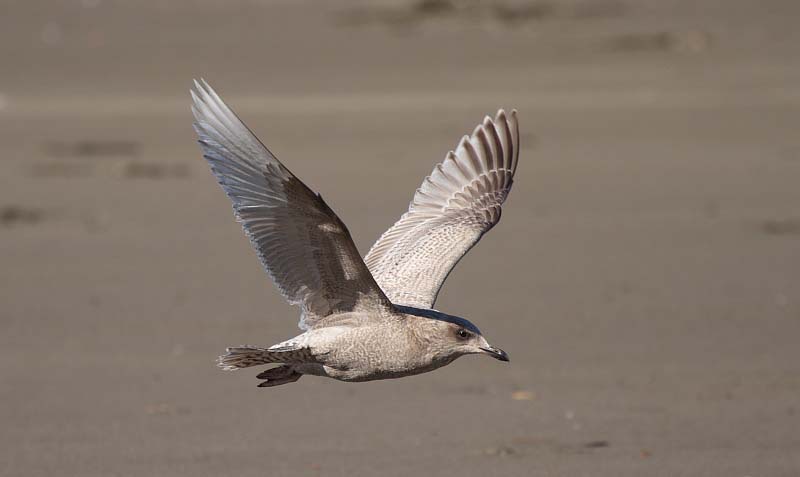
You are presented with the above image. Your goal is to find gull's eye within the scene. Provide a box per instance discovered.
[456,328,470,340]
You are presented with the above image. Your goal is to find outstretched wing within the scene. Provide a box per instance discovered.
[191,80,391,329]
[364,110,520,309]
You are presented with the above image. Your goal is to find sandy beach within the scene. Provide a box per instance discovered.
[1,1,799,475]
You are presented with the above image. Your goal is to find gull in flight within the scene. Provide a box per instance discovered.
[191,80,520,387]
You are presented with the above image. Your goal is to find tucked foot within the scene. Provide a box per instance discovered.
[257,365,302,387]
[256,365,297,380]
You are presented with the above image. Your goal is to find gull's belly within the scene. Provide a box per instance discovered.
[313,324,442,382]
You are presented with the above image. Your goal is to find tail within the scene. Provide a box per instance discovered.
[217,346,286,370]
[217,344,314,371]
[218,345,306,388]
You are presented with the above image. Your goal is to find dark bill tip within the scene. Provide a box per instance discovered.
[480,346,510,362]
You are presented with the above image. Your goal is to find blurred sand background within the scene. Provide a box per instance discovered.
[1,1,799,476]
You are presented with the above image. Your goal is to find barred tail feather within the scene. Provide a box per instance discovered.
[217,346,284,370]
[217,344,315,370]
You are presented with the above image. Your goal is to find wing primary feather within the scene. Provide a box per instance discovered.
[509,110,520,173]
[190,80,392,329]
[364,108,522,308]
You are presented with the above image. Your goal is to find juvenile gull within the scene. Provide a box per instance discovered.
[191,80,519,387]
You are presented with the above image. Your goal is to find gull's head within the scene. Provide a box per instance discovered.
[443,321,509,363]
[408,308,509,364]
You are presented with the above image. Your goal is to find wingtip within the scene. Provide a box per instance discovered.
[189,91,202,119]
[493,108,519,121]
[507,108,519,128]
[191,77,217,99]
[495,109,508,125]
[190,80,206,109]
[493,108,519,139]
[507,109,520,173]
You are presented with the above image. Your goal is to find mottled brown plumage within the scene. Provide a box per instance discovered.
[191,80,518,387]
